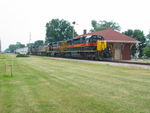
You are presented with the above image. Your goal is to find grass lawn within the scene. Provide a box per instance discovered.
[0,54,150,113]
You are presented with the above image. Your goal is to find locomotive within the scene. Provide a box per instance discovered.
[29,35,112,60]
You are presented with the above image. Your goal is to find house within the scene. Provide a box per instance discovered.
[75,29,139,60]
[15,47,29,54]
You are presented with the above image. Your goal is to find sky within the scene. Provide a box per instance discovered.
[0,0,150,51]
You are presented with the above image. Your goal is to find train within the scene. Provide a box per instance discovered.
[18,35,112,60]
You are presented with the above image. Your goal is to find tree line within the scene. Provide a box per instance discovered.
[5,40,44,53]
[6,19,150,58]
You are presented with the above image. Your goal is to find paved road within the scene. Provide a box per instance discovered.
[51,57,150,69]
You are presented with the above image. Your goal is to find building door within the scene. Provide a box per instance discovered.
[114,45,121,60]
[122,44,131,60]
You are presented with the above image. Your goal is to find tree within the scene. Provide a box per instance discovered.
[143,31,150,58]
[123,29,146,57]
[123,29,133,37]
[4,48,10,53]
[143,45,150,58]
[146,32,150,45]
[8,44,17,53]
[45,19,77,43]
[90,20,121,32]
[27,43,34,47]
[16,42,25,49]
[34,40,44,47]
[7,42,25,53]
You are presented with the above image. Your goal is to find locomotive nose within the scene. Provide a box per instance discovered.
[97,40,107,51]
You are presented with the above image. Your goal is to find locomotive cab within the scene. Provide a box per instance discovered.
[87,35,106,51]
[89,35,104,43]
[85,35,104,43]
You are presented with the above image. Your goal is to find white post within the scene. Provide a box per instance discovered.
[29,32,31,44]
[135,43,140,59]
[0,39,1,53]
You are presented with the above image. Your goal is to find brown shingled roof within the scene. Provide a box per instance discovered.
[75,29,139,43]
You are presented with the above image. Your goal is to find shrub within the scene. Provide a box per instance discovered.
[16,54,29,57]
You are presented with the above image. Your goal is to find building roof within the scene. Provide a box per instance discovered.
[75,29,139,43]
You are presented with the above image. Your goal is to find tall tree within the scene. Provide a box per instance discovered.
[145,31,150,45]
[123,29,146,57]
[91,20,121,32]
[45,19,77,43]
[34,40,44,47]
[143,45,150,58]
[143,32,150,58]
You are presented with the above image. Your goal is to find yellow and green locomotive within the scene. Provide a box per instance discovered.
[47,35,112,60]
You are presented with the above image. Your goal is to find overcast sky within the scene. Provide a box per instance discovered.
[0,0,150,50]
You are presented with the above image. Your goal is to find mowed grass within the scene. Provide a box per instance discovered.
[0,54,150,113]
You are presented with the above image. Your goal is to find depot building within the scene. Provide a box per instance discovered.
[76,29,139,60]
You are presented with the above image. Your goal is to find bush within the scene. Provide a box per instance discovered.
[16,54,29,57]
[143,45,150,58]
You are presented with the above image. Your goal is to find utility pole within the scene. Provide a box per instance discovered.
[29,32,31,44]
[28,32,31,55]
[72,21,76,38]
[0,38,1,53]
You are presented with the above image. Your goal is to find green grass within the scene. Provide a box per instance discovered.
[0,54,150,113]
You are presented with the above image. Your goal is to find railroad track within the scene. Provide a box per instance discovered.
[101,60,150,66]
[50,56,150,69]
[52,56,150,66]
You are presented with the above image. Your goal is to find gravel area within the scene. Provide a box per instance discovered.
[52,57,150,69]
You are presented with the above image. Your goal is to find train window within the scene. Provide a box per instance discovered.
[85,35,91,39]
[52,42,59,47]
[97,35,104,40]
[73,38,80,44]
[92,35,97,38]
[48,43,52,47]
[92,38,98,42]
[88,35,104,42]
[85,36,91,43]
[89,35,96,42]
